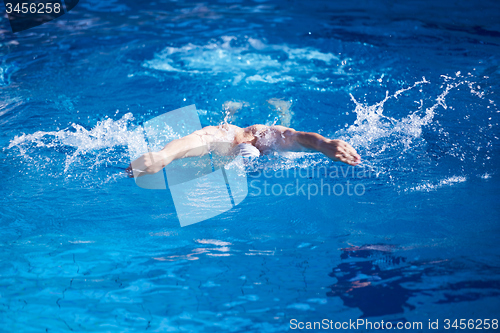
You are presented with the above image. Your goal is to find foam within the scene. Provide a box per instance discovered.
[142,36,341,85]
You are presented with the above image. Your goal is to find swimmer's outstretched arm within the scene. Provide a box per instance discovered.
[266,126,361,166]
[126,125,238,178]
[296,131,361,166]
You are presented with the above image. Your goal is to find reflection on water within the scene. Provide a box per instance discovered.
[327,244,500,318]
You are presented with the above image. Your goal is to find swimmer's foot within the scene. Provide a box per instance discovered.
[125,165,134,178]
[320,139,361,166]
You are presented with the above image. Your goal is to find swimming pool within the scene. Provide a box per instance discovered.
[1,0,499,331]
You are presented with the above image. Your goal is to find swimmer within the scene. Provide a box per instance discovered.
[126,124,361,177]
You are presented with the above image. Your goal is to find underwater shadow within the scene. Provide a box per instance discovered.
[327,244,500,318]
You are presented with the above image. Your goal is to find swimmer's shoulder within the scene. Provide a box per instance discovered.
[270,125,296,133]
[245,124,267,133]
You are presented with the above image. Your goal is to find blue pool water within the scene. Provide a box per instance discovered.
[1,0,500,331]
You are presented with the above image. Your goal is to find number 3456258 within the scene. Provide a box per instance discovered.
[5,3,62,14]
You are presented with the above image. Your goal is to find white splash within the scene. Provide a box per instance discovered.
[8,113,141,173]
[408,176,467,192]
[342,77,466,155]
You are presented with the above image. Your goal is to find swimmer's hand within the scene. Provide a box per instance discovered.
[289,130,361,166]
[125,151,167,178]
[319,139,361,166]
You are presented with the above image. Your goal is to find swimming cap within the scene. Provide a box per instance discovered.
[237,143,260,158]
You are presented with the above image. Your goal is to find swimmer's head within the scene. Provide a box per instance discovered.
[236,143,260,158]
